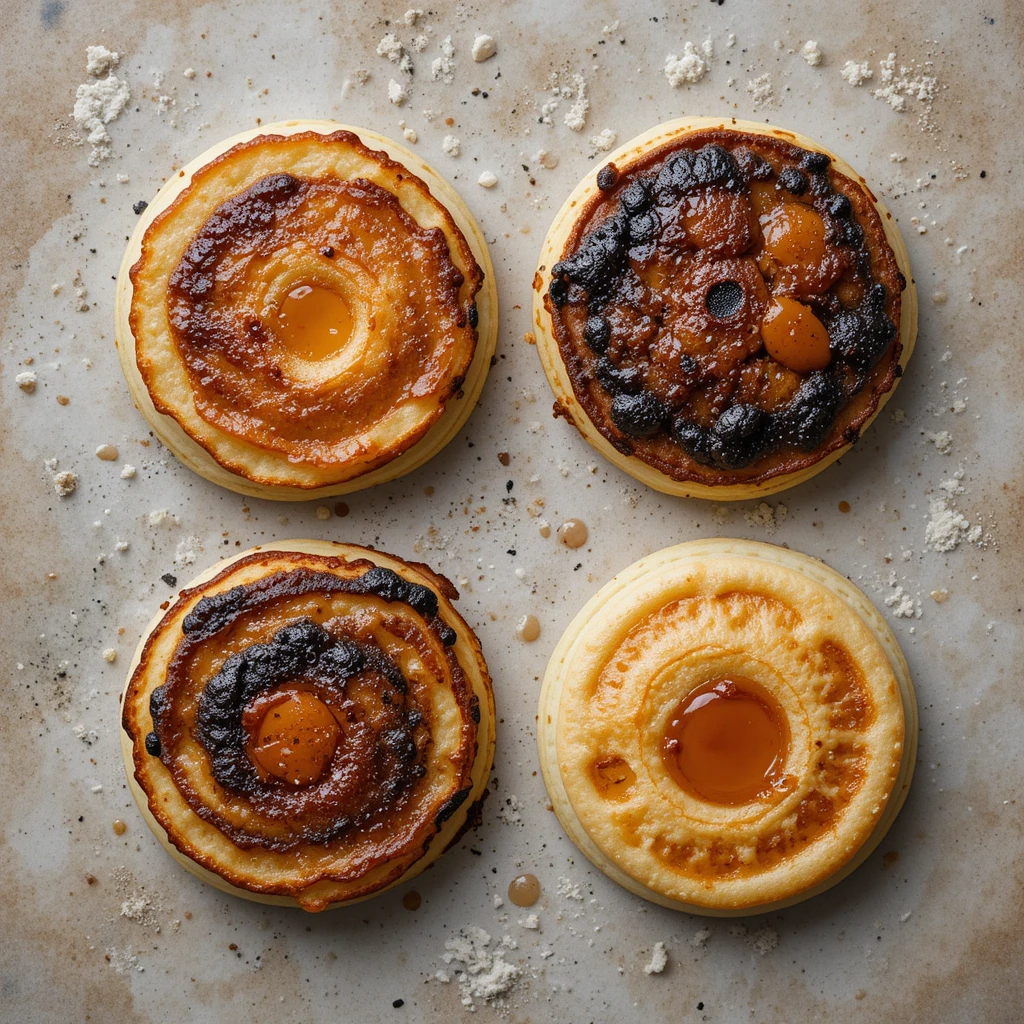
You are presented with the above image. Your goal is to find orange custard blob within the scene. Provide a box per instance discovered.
[761,203,827,267]
[662,676,789,805]
[590,756,637,799]
[246,688,341,786]
[275,283,355,361]
[761,296,832,373]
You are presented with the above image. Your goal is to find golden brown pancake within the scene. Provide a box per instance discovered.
[537,539,916,914]
[121,541,495,911]
[533,118,917,499]
[117,121,497,500]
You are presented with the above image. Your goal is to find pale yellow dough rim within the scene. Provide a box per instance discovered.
[532,117,918,501]
[120,539,496,910]
[115,121,499,501]
[536,538,918,916]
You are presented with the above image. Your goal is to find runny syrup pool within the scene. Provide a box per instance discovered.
[275,283,354,361]
[661,676,789,805]
[246,688,341,787]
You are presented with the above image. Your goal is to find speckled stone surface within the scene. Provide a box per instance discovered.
[2,2,1022,1021]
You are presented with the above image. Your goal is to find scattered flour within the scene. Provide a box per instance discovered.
[563,75,589,132]
[440,927,520,1008]
[50,465,79,497]
[692,927,712,948]
[872,51,937,113]
[376,33,412,74]
[744,501,787,532]
[926,430,953,454]
[174,535,202,567]
[496,794,523,825]
[441,134,461,157]
[120,890,157,927]
[885,584,921,619]
[840,60,873,87]
[387,79,407,106]
[432,36,456,83]
[663,40,713,86]
[643,941,668,975]
[751,926,779,956]
[800,40,823,66]
[556,876,584,900]
[746,73,776,109]
[519,914,540,930]
[590,128,617,152]
[73,48,131,166]
[147,508,179,528]
[924,496,982,552]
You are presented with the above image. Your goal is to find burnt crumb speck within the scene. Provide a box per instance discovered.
[144,731,161,756]
[596,163,619,190]
[133,200,149,215]
[161,573,178,587]
[320,245,335,258]
[393,999,405,1009]
[505,479,514,492]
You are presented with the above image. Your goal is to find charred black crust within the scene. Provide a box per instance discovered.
[144,731,161,756]
[434,786,471,828]
[547,135,901,471]
[183,565,442,640]
[467,301,479,329]
[469,694,481,725]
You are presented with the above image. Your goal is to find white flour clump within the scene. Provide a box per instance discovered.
[872,52,937,113]
[840,60,873,87]
[440,927,520,1008]
[441,135,460,157]
[744,501,787,532]
[643,941,669,975]
[387,79,407,106]
[801,40,823,66]
[590,128,617,151]
[563,75,589,132]
[74,47,131,166]
[664,40,713,86]
[746,73,776,109]
[924,496,982,553]
[926,429,953,454]
[376,33,412,74]
[471,34,497,62]
[431,36,456,83]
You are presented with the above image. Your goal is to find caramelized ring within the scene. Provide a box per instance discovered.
[533,118,917,499]
[117,121,497,499]
[538,539,916,914]
[121,541,495,911]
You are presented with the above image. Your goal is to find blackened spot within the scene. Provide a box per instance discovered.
[706,280,745,319]
[505,479,514,492]
[610,391,666,437]
[435,786,471,826]
[802,151,831,173]
[467,302,479,329]
[777,167,808,195]
[469,694,480,724]
[736,149,774,182]
[133,200,149,216]
[825,193,852,219]
[144,731,161,757]
[596,357,644,395]
[620,180,651,214]
[692,144,743,190]
[827,283,895,371]
[320,246,335,258]
[672,418,713,464]
[707,404,772,467]
[161,573,178,587]
[836,219,864,247]
[597,164,619,190]
[584,315,611,353]
[627,209,660,244]
[656,149,697,195]
[783,370,843,449]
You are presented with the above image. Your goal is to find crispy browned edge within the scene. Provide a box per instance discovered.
[543,127,905,487]
[120,546,491,901]
[127,130,484,489]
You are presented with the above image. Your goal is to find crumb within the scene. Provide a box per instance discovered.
[534,149,558,169]
[519,914,539,930]
[563,75,589,132]
[442,135,461,157]
[316,505,331,520]
[663,40,713,86]
[121,464,136,479]
[643,941,668,975]
[800,40,822,66]
[431,36,456,83]
[103,648,117,663]
[471,35,497,62]
[52,470,79,498]
[746,72,776,108]
[840,59,873,86]
[16,371,37,393]
[590,128,617,152]
[387,79,407,105]
[477,170,498,188]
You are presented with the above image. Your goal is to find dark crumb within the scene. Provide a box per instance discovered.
[497,451,510,466]
[392,999,405,1008]
[505,479,513,492]
[161,573,178,587]
[133,200,149,215]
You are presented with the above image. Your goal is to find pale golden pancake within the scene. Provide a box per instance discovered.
[538,539,915,914]
[117,121,497,500]
[121,541,495,911]
[533,118,917,500]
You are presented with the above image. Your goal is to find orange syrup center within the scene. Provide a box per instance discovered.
[246,688,341,786]
[275,283,354,361]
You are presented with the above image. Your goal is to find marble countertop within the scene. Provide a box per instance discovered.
[1,1,1021,1021]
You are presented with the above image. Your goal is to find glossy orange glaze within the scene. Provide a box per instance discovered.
[761,296,832,373]
[590,755,637,799]
[276,283,355,362]
[662,677,790,805]
[761,203,827,267]
[246,687,342,786]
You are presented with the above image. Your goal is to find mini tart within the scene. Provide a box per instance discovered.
[537,539,916,914]
[121,540,495,911]
[533,118,917,499]
[116,121,498,500]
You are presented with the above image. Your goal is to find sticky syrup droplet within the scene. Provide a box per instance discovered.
[402,890,422,911]
[508,873,541,907]
[557,519,588,549]
[112,819,127,836]
[516,615,541,642]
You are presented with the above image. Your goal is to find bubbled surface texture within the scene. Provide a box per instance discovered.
[2,0,1022,1021]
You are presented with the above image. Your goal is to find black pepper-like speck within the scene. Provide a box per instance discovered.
[133,200,149,215]
[161,573,178,587]
[393,999,405,1009]
[505,480,513,492]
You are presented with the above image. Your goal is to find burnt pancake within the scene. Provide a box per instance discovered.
[121,541,495,911]
[116,121,497,500]
[533,118,917,499]
[537,539,916,914]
